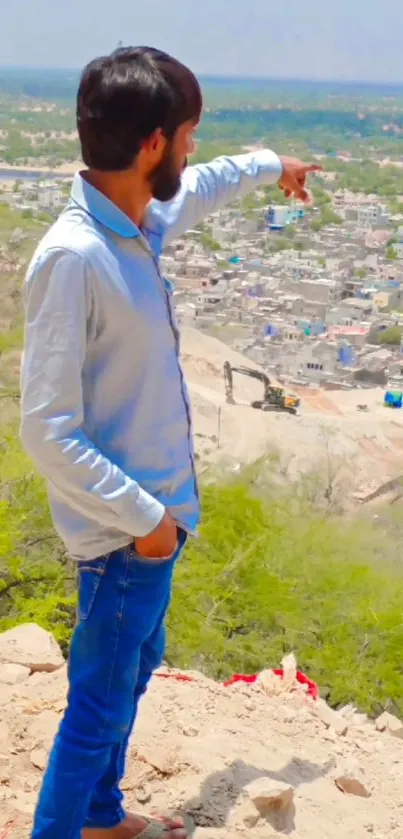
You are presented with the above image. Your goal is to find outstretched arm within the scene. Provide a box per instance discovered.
[148,150,319,244]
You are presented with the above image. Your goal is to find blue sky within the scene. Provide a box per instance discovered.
[1,0,402,82]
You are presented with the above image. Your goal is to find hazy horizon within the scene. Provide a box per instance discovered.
[2,68,403,90]
[1,0,403,84]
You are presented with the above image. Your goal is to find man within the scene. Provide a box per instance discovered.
[20,46,319,839]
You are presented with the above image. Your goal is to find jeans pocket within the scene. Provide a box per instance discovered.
[77,556,109,621]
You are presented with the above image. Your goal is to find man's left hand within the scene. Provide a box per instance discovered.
[278,157,322,203]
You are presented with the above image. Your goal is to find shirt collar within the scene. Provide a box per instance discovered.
[70,172,141,239]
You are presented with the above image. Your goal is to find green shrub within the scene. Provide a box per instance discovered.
[375,326,402,345]
[1,428,403,716]
[168,476,403,717]
[0,430,76,654]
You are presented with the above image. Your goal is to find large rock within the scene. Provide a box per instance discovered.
[234,778,296,832]
[0,624,64,673]
[0,662,31,685]
[246,778,295,814]
[375,711,403,739]
[313,698,348,735]
[375,711,402,733]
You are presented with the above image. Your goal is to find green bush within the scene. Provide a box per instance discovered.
[375,326,402,345]
[1,429,403,716]
[168,475,403,717]
[0,430,76,654]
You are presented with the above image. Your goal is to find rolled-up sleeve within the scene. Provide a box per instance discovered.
[149,149,283,243]
[20,248,165,537]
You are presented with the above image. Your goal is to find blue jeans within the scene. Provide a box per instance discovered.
[31,531,186,839]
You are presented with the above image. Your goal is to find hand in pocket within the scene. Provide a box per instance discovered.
[134,511,178,560]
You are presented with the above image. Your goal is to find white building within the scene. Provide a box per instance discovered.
[356,204,389,229]
[298,278,340,305]
[296,342,338,381]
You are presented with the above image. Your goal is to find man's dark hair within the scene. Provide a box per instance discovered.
[77,46,203,171]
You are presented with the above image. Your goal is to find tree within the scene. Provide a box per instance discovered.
[311,219,324,232]
[199,231,221,252]
[312,186,332,206]
[311,206,343,231]
[321,206,343,226]
[386,245,398,260]
[375,326,402,345]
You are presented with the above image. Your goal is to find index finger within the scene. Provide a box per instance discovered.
[304,164,323,173]
[289,176,309,203]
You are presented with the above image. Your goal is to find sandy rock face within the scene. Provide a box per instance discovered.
[0,662,31,685]
[1,627,403,839]
[375,711,403,738]
[0,624,64,673]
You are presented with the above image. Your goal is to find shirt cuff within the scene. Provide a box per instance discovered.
[254,149,283,184]
[133,488,166,537]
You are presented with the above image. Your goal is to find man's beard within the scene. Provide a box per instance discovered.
[149,146,187,202]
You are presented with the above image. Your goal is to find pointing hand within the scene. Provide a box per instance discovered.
[278,157,322,203]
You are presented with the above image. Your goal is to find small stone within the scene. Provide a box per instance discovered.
[30,748,48,771]
[181,725,199,737]
[0,662,31,685]
[137,745,181,776]
[135,783,151,804]
[335,777,371,798]
[241,778,295,834]
[244,699,256,712]
[23,774,40,792]
[246,777,295,813]
[314,699,348,735]
[26,711,60,749]
[323,730,338,743]
[0,755,10,785]
[375,711,403,735]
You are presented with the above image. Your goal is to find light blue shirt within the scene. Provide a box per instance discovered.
[20,150,282,560]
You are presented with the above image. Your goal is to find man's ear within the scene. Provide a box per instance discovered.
[143,127,167,157]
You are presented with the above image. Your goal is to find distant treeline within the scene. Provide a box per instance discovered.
[0,68,80,100]
[198,109,403,146]
[2,69,403,154]
[2,67,403,106]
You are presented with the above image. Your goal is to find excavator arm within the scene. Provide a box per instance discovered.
[223,361,300,415]
[223,362,271,403]
[223,361,234,404]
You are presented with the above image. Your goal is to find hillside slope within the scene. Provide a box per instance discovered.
[181,327,403,495]
[1,627,402,839]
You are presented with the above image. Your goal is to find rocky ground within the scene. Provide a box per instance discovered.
[0,624,403,839]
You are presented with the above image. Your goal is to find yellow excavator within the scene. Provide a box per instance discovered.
[223,362,300,415]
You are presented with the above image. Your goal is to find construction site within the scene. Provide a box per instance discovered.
[181,327,403,505]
